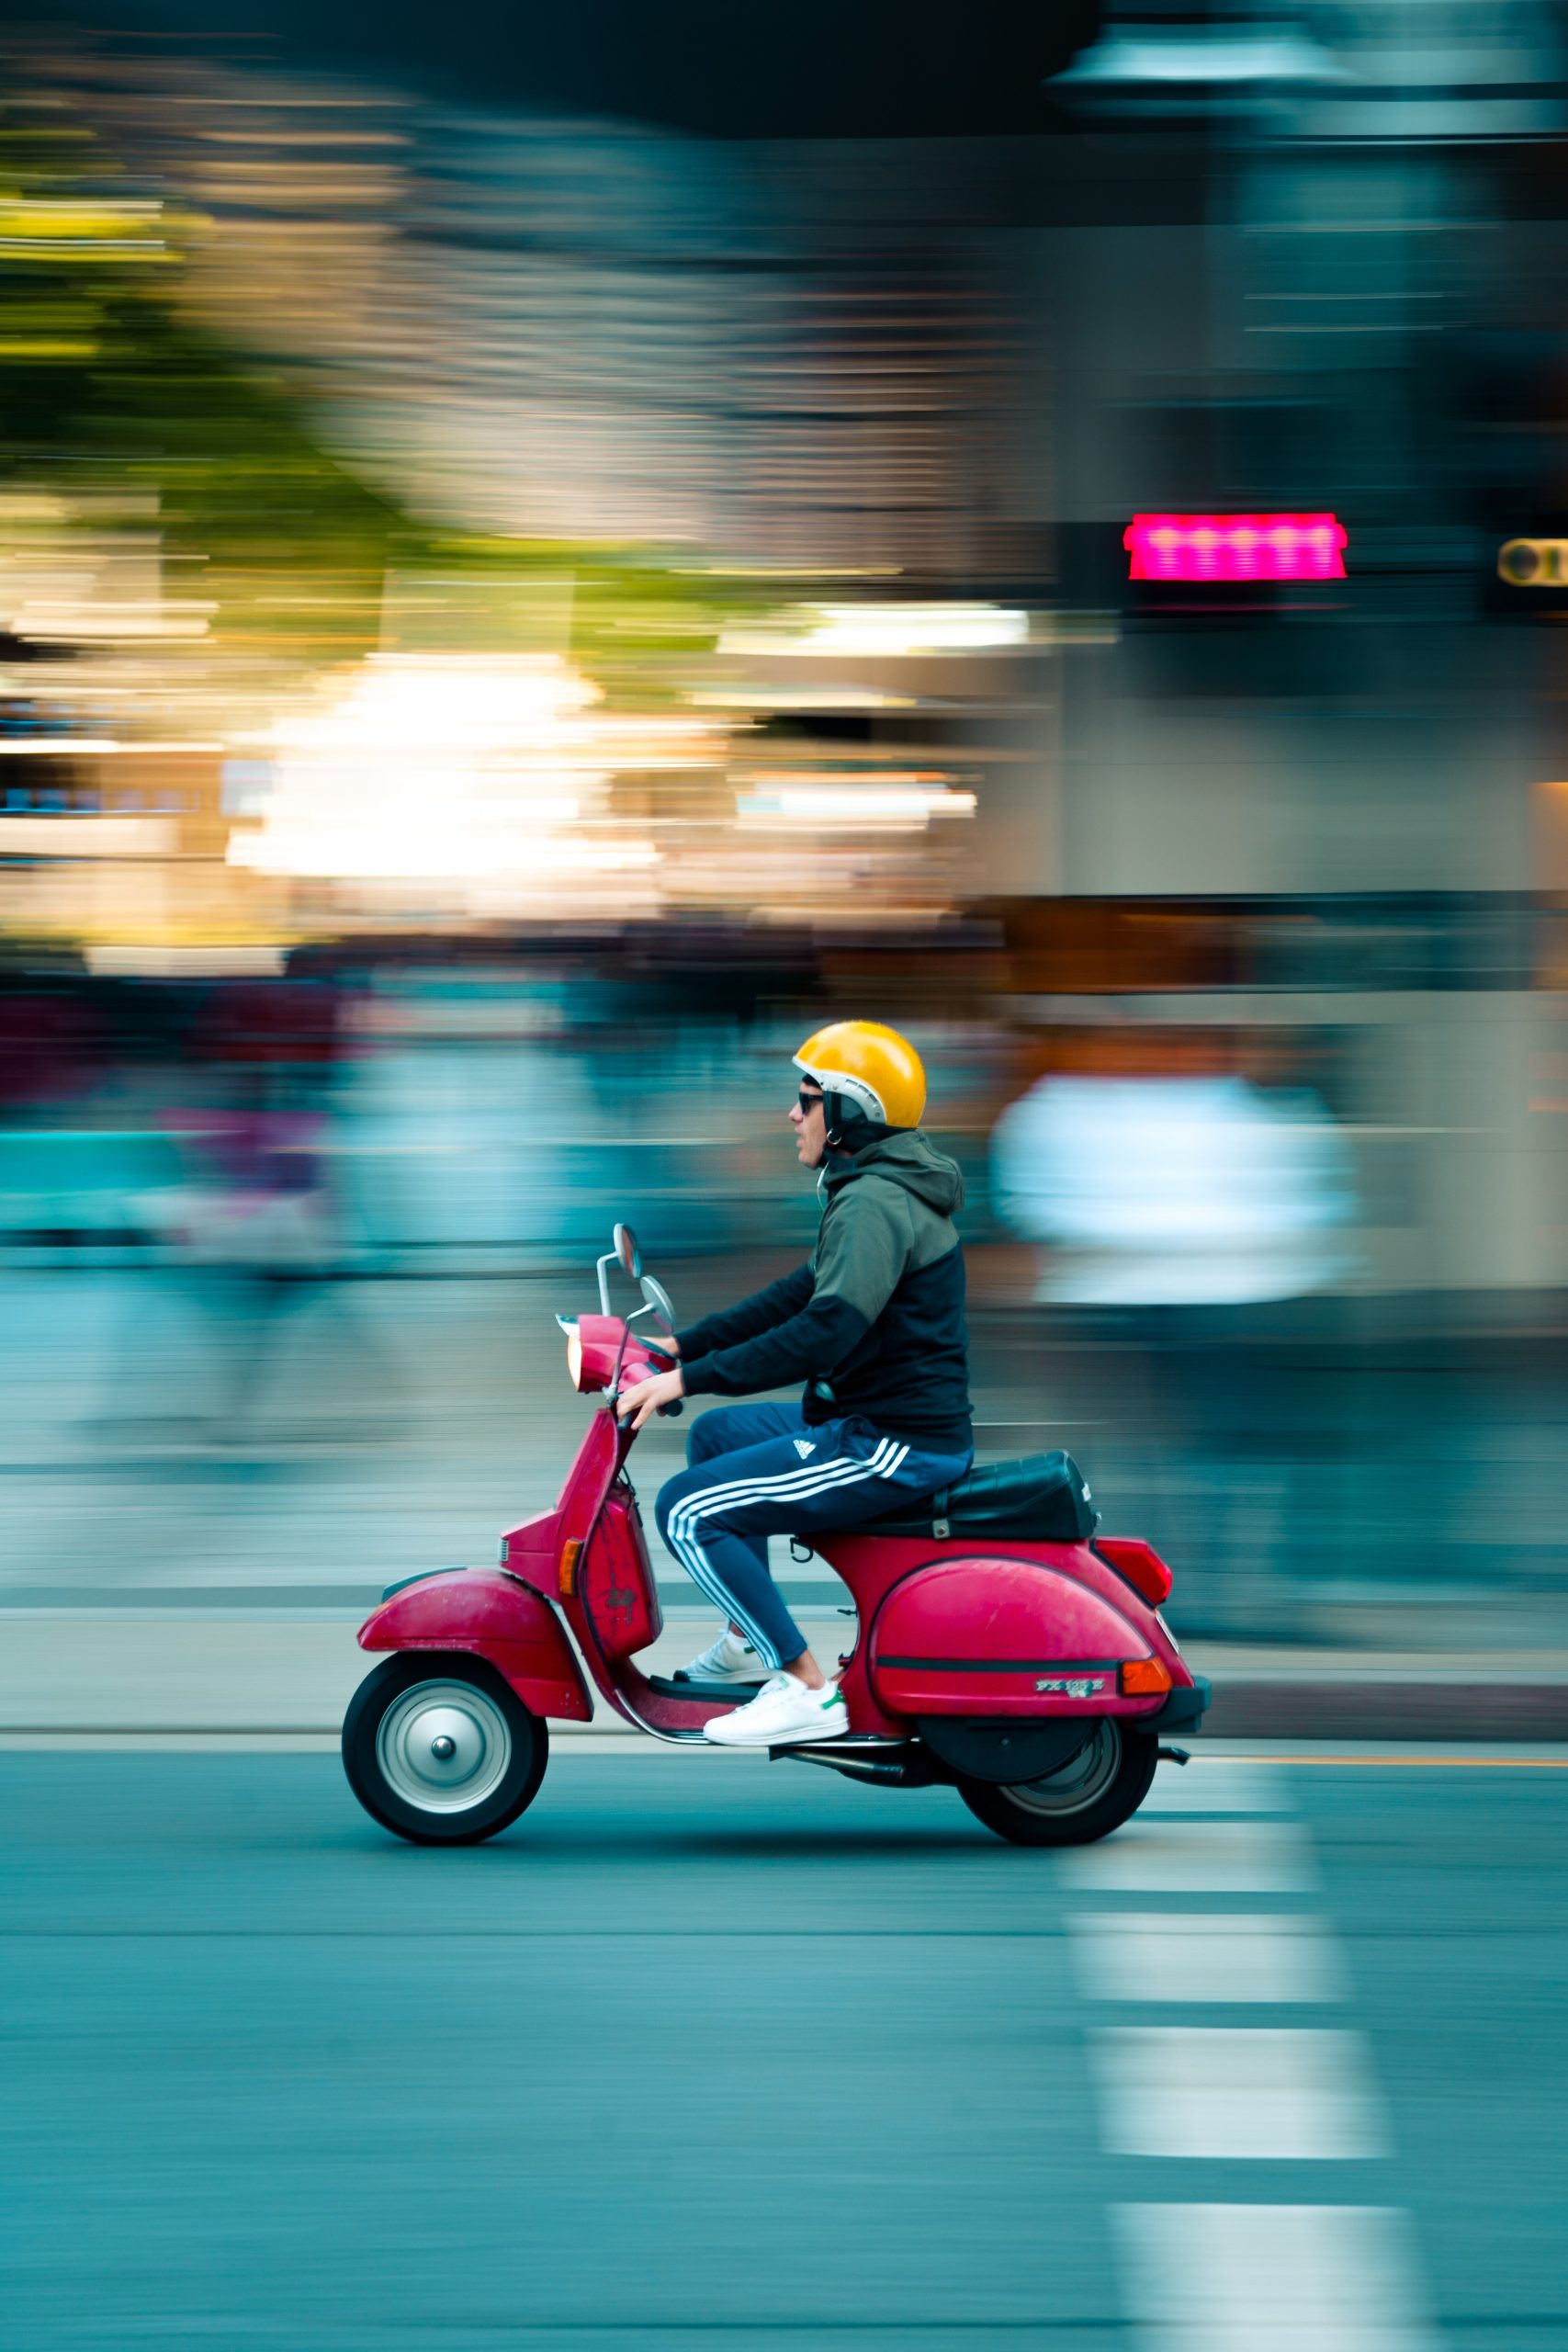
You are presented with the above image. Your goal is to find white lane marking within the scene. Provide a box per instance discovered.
[1071,1914,1350,2005]
[1140,1762,1293,1813]
[1062,1817,1317,1894]
[1091,2028,1389,2159]
[1111,2203,1439,2352]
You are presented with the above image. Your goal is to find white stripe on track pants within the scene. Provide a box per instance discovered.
[654,1399,971,1669]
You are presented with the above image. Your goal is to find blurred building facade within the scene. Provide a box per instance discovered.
[3,28,1568,1295]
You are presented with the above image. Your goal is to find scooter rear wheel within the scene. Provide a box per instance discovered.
[344,1652,548,1845]
[957,1722,1156,1847]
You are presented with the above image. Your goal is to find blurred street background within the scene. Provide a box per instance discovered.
[3,4,1568,1648]
[3,3,1568,2345]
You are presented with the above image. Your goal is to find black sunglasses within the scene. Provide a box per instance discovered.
[797,1087,825,1115]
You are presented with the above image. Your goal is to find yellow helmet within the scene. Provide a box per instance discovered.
[794,1020,926,1131]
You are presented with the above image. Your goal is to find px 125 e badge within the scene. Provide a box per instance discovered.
[1035,1676,1108,1699]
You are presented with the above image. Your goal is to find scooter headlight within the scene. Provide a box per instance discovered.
[557,1315,583,1390]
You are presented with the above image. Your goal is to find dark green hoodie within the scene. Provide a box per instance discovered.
[676,1130,973,1454]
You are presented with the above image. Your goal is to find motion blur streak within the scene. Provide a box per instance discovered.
[1,7,1567,2345]
[0,0,1566,1627]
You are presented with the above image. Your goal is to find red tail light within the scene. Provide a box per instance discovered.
[1098,1537,1173,1606]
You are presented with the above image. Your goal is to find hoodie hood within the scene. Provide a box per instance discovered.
[822,1127,964,1216]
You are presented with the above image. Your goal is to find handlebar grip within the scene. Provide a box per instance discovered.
[657,1398,683,1418]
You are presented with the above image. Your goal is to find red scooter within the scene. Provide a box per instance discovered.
[343,1225,1209,1848]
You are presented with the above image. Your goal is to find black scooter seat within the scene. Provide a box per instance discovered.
[852,1448,1097,1544]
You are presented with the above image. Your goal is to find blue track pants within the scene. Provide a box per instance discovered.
[654,1401,972,1670]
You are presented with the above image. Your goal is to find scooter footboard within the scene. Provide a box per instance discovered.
[358,1570,592,1723]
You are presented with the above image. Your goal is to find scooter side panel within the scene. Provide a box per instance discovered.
[581,1492,662,1660]
[357,1570,592,1722]
[869,1555,1168,1719]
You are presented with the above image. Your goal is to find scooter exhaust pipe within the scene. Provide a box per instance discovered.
[771,1738,945,1787]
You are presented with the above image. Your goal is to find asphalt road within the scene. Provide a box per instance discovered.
[1,1747,1563,2349]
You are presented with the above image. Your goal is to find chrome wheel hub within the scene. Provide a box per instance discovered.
[377,1680,513,1814]
[1004,1721,1122,1816]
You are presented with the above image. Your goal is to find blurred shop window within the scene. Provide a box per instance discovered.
[992,1074,1358,1305]
[220,759,274,820]
[1116,398,1337,517]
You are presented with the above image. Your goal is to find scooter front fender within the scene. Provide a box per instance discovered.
[358,1570,592,1723]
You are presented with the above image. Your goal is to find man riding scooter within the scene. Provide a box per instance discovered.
[615,1020,974,1747]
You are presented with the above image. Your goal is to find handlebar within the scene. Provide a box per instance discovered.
[641,1332,682,1412]
[567,1311,683,1420]
[621,1357,683,1420]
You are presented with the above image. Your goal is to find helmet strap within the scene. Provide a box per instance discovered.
[822,1091,896,1153]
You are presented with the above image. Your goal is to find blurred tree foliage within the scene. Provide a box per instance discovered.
[0,113,748,690]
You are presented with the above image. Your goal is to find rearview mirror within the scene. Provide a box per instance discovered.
[613,1223,642,1281]
[639,1273,676,1333]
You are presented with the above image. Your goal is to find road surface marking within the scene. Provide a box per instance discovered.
[1063,1817,1317,1893]
[1111,2203,1438,2352]
[1090,1773,1438,2346]
[1092,2027,1389,2158]
[1071,1913,1349,2004]
[1208,1753,1568,1769]
[1141,1761,1293,1812]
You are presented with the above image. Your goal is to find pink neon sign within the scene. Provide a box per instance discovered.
[1124,512,1348,583]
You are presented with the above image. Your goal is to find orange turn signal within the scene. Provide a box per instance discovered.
[558,1537,582,1599]
[1120,1657,1173,1697]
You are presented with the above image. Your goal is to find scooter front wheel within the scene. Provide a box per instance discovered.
[343,1653,548,1845]
[957,1722,1156,1848]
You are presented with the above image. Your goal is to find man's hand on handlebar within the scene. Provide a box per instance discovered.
[615,1365,686,1430]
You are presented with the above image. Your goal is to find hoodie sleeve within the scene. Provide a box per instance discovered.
[679,1184,911,1400]
[674,1261,814,1363]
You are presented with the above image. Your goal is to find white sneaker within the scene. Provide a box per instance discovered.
[703,1671,850,1748]
[674,1630,761,1686]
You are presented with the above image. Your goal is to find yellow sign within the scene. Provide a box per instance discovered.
[1498,538,1568,585]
